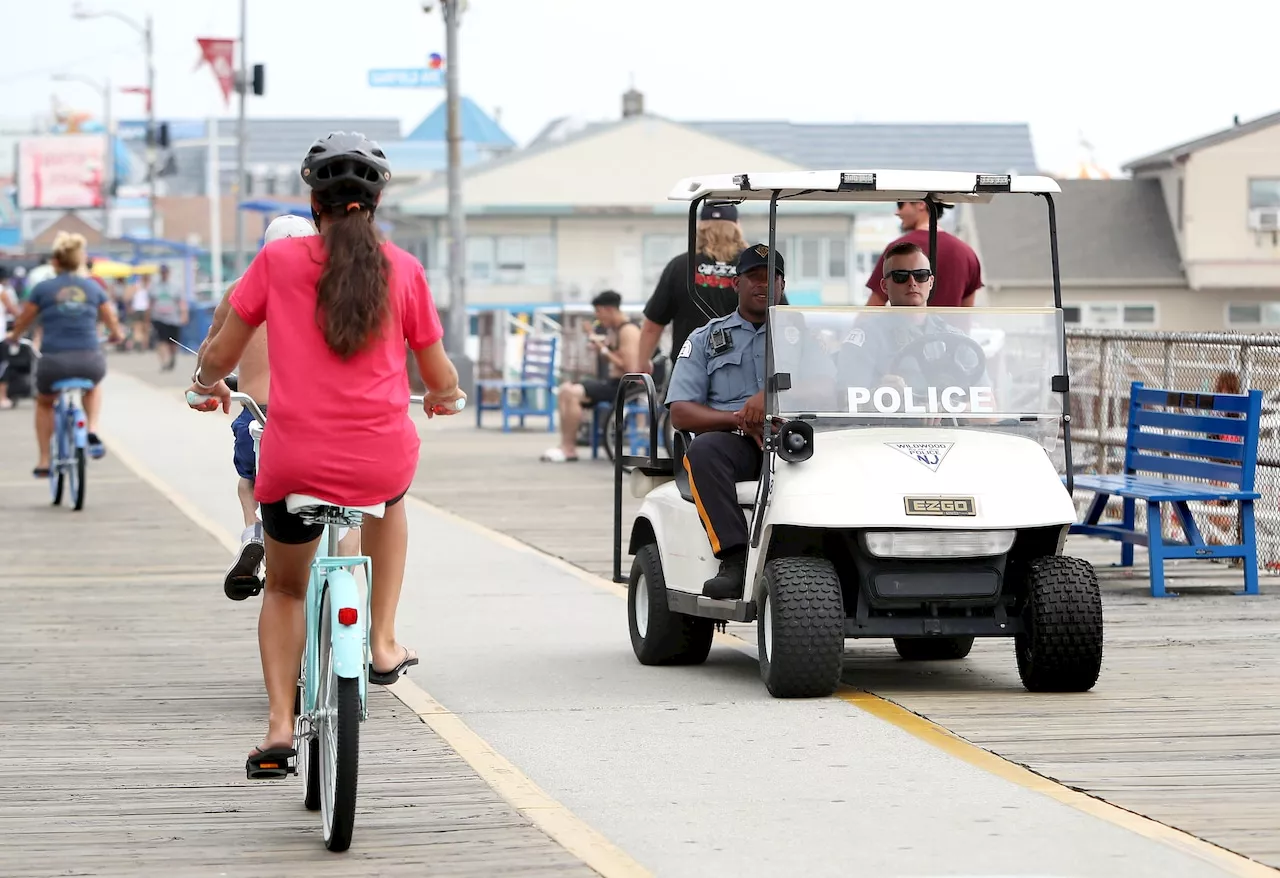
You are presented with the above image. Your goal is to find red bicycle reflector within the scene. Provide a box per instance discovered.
[337,607,358,626]
[76,420,86,428]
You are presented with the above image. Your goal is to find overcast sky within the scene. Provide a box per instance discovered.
[3,0,1276,175]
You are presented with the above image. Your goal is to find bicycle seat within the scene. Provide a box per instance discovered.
[286,493,387,519]
[52,378,95,391]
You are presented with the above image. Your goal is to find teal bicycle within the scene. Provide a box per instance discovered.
[49,378,100,511]
[187,387,460,852]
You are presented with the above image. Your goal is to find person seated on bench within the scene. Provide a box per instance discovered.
[665,244,832,599]
[541,290,641,462]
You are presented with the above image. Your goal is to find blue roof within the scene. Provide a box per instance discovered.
[406,97,515,148]
[383,140,490,174]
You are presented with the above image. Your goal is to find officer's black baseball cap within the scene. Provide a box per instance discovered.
[700,201,738,222]
[736,242,785,277]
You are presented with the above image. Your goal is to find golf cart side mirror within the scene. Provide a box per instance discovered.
[776,420,814,463]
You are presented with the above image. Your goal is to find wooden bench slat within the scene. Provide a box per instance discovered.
[1071,473,1259,502]
[1127,452,1244,485]
[1132,408,1251,437]
[1131,430,1245,463]
[1133,385,1255,414]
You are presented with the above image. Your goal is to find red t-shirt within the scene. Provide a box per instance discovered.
[865,229,983,307]
[229,237,444,507]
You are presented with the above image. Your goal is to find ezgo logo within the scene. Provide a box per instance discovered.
[903,496,976,516]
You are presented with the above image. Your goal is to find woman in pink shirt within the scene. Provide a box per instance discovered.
[188,132,466,775]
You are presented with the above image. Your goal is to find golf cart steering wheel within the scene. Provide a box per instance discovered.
[885,332,986,388]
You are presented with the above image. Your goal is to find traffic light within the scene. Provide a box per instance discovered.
[252,64,265,96]
[146,122,170,148]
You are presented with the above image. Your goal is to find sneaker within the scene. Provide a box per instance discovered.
[86,432,106,460]
[540,447,579,462]
[225,522,265,601]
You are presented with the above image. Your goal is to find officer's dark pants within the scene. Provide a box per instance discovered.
[683,431,762,559]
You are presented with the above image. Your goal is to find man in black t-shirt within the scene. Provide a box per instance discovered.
[638,202,744,377]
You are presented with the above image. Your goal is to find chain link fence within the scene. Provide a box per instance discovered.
[1058,328,1280,573]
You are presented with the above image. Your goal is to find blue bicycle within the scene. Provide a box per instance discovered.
[49,378,100,511]
[187,388,461,852]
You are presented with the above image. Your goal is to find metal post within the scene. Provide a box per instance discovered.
[442,0,473,392]
[103,77,113,239]
[145,14,157,239]
[233,0,248,276]
[208,117,222,300]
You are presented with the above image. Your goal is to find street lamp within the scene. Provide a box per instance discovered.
[52,73,114,240]
[71,1,156,241]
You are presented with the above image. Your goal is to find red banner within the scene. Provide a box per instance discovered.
[196,37,237,105]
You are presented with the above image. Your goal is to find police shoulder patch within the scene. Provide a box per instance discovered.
[678,339,693,359]
[844,328,866,346]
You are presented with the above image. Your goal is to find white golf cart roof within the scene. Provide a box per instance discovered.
[668,169,1061,204]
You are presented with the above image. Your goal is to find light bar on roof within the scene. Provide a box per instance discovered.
[839,172,876,190]
[975,174,1012,192]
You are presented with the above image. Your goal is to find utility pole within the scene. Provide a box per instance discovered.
[442,0,473,392]
[144,13,156,239]
[71,4,156,238]
[233,0,248,276]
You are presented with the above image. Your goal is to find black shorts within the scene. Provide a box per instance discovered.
[152,320,181,344]
[259,488,409,545]
[582,378,621,405]
[35,349,106,395]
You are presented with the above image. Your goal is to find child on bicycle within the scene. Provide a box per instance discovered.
[187,132,466,774]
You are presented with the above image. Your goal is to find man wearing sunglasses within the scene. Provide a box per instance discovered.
[864,200,982,307]
[838,241,989,412]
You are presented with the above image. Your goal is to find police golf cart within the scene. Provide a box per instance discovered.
[609,169,1102,699]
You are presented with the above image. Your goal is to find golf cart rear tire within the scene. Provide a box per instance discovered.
[1015,555,1103,692]
[758,557,844,698]
[893,636,974,661]
[628,545,714,666]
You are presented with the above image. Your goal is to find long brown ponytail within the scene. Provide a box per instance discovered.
[315,205,391,359]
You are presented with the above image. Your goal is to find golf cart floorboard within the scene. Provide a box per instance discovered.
[666,589,1026,637]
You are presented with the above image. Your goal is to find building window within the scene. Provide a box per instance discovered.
[827,237,848,279]
[642,234,684,285]
[1248,179,1280,230]
[1063,302,1157,328]
[1226,302,1280,327]
[466,235,555,284]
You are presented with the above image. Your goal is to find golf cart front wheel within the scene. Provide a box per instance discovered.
[1015,555,1103,692]
[758,557,845,698]
[894,636,974,661]
[628,544,713,665]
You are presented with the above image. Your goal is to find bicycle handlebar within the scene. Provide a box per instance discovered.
[185,390,464,423]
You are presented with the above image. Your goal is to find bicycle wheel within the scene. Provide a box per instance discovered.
[317,584,359,852]
[49,415,65,506]
[70,447,86,511]
[295,664,321,811]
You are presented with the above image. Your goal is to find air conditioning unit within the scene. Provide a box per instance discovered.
[1249,207,1280,231]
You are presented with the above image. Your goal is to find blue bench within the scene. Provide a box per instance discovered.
[474,334,558,432]
[1069,381,1263,597]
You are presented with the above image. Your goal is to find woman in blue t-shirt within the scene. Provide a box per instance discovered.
[4,232,126,476]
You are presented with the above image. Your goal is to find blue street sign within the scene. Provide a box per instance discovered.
[367,68,445,88]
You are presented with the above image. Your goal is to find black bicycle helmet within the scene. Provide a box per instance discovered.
[299,131,391,205]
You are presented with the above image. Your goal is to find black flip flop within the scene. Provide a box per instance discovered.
[32,467,49,478]
[369,648,418,685]
[245,745,297,780]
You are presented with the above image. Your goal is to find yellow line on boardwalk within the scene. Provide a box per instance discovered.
[405,491,1277,878]
[100,430,652,878]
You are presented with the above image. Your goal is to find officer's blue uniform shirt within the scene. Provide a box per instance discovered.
[666,308,840,411]
[665,310,766,412]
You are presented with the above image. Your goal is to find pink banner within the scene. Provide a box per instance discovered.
[16,135,106,210]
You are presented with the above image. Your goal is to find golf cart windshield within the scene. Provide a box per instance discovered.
[769,306,1064,443]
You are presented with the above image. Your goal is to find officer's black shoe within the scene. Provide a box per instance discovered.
[702,551,746,600]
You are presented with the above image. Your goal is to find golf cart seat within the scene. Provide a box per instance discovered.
[671,430,759,508]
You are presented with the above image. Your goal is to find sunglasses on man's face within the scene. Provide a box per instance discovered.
[887,268,934,284]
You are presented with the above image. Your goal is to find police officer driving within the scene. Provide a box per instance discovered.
[665,243,829,600]
[836,240,990,418]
